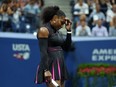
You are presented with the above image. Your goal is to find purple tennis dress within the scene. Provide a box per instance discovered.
[35,22,72,84]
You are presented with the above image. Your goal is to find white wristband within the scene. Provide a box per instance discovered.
[67,31,72,34]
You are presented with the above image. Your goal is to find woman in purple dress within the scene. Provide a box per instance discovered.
[35,6,72,87]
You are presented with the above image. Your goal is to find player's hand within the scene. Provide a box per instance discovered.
[44,70,52,82]
[65,18,72,31]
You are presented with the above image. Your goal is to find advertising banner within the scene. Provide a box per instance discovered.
[0,33,116,87]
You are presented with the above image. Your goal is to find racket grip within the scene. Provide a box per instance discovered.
[51,79,60,87]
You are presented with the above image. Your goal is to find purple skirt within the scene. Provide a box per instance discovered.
[35,47,69,84]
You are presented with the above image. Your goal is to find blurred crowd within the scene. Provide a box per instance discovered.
[0,0,116,37]
[0,0,44,33]
[70,0,116,36]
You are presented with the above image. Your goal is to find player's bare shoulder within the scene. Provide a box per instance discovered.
[37,27,49,38]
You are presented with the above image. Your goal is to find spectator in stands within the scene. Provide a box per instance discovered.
[92,19,108,37]
[98,0,108,16]
[23,0,41,18]
[75,14,91,36]
[10,2,23,32]
[109,16,116,36]
[73,0,89,35]
[105,0,112,9]
[23,0,41,33]
[0,1,13,32]
[88,3,106,29]
[106,4,116,31]
[87,0,96,17]
[106,4,116,24]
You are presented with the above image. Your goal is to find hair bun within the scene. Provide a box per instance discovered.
[53,6,60,11]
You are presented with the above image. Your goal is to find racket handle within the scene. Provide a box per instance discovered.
[51,79,60,87]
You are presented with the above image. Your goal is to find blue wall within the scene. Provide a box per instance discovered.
[0,33,116,87]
